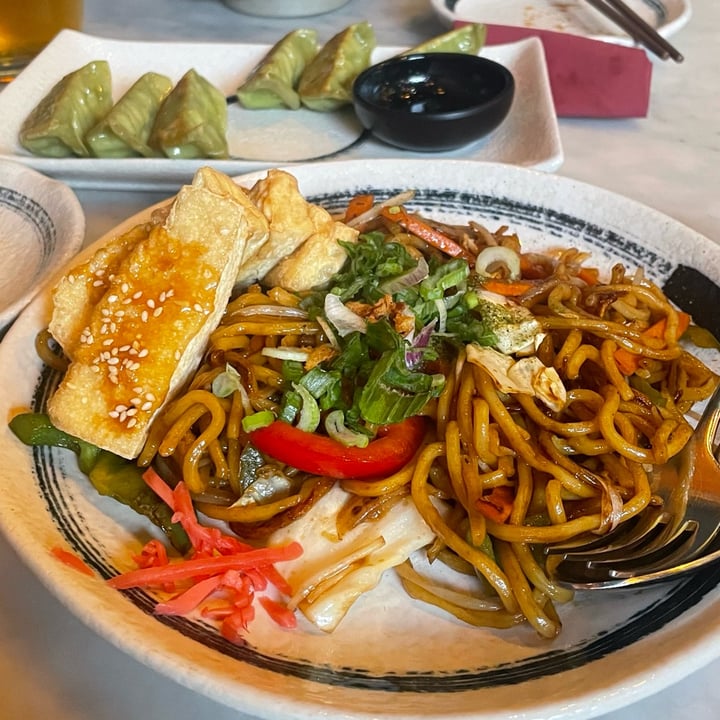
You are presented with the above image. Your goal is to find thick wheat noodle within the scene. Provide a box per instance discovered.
[540,316,683,360]
[565,343,601,379]
[341,463,415,497]
[545,479,568,524]
[410,441,519,613]
[598,385,659,463]
[211,320,319,341]
[511,541,574,603]
[495,540,559,638]
[508,460,533,525]
[485,459,652,543]
[167,391,227,494]
[515,394,597,436]
[600,340,635,401]
[444,421,469,507]
[472,398,497,464]
[473,367,598,498]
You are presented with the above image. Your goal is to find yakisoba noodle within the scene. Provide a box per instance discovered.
[133,200,717,638]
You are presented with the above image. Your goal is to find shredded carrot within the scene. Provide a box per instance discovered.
[381,206,472,261]
[344,193,374,222]
[475,486,515,524]
[577,267,600,286]
[50,546,94,576]
[481,279,534,297]
[106,468,303,643]
[614,312,691,376]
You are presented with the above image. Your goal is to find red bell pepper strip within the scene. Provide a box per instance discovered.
[249,415,427,480]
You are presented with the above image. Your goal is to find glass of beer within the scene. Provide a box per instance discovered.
[0,0,83,84]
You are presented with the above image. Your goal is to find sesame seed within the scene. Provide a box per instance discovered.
[145,393,156,401]
[126,408,138,417]
[138,349,149,358]
[141,310,149,323]
[133,291,143,300]
[141,401,153,411]
[109,410,120,419]
[121,282,130,294]
[166,289,174,297]
[127,418,137,429]
[103,339,113,346]
[153,307,163,318]
[109,375,119,385]
[147,299,155,309]
[119,344,131,352]
[107,357,119,365]
[193,303,203,313]
[92,280,103,287]
[107,294,118,303]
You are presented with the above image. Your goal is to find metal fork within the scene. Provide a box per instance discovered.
[547,381,720,590]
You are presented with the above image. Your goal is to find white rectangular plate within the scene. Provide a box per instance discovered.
[0,30,563,190]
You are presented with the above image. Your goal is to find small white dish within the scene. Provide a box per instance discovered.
[0,30,562,191]
[430,0,692,45]
[0,160,84,334]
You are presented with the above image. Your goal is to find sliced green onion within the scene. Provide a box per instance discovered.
[324,410,370,448]
[293,382,320,432]
[241,410,275,433]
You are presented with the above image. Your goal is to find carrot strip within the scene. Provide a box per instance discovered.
[344,193,374,222]
[475,486,515,524]
[614,312,691,375]
[381,206,472,260]
[481,279,534,297]
[577,267,600,286]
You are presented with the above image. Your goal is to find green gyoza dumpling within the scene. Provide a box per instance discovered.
[298,22,376,112]
[85,72,173,158]
[149,69,229,159]
[19,60,113,157]
[404,23,487,55]
[237,29,318,110]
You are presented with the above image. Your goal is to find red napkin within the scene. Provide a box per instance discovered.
[459,22,653,118]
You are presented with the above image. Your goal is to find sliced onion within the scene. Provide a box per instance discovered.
[380,256,429,294]
[316,315,340,349]
[475,246,522,280]
[261,346,312,362]
[324,293,367,337]
[345,190,416,228]
[228,304,308,319]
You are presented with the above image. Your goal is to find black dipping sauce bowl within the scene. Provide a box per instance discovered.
[352,53,515,152]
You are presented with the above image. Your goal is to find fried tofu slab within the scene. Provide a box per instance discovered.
[47,167,269,459]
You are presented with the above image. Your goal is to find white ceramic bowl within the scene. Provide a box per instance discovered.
[0,160,85,334]
[222,0,349,17]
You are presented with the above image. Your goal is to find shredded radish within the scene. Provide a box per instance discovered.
[106,467,303,643]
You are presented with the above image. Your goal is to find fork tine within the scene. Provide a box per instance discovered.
[546,505,672,562]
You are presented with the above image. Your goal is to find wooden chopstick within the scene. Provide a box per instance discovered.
[584,0,684,63]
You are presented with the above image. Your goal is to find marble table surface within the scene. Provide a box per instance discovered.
[1,0,719,719]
